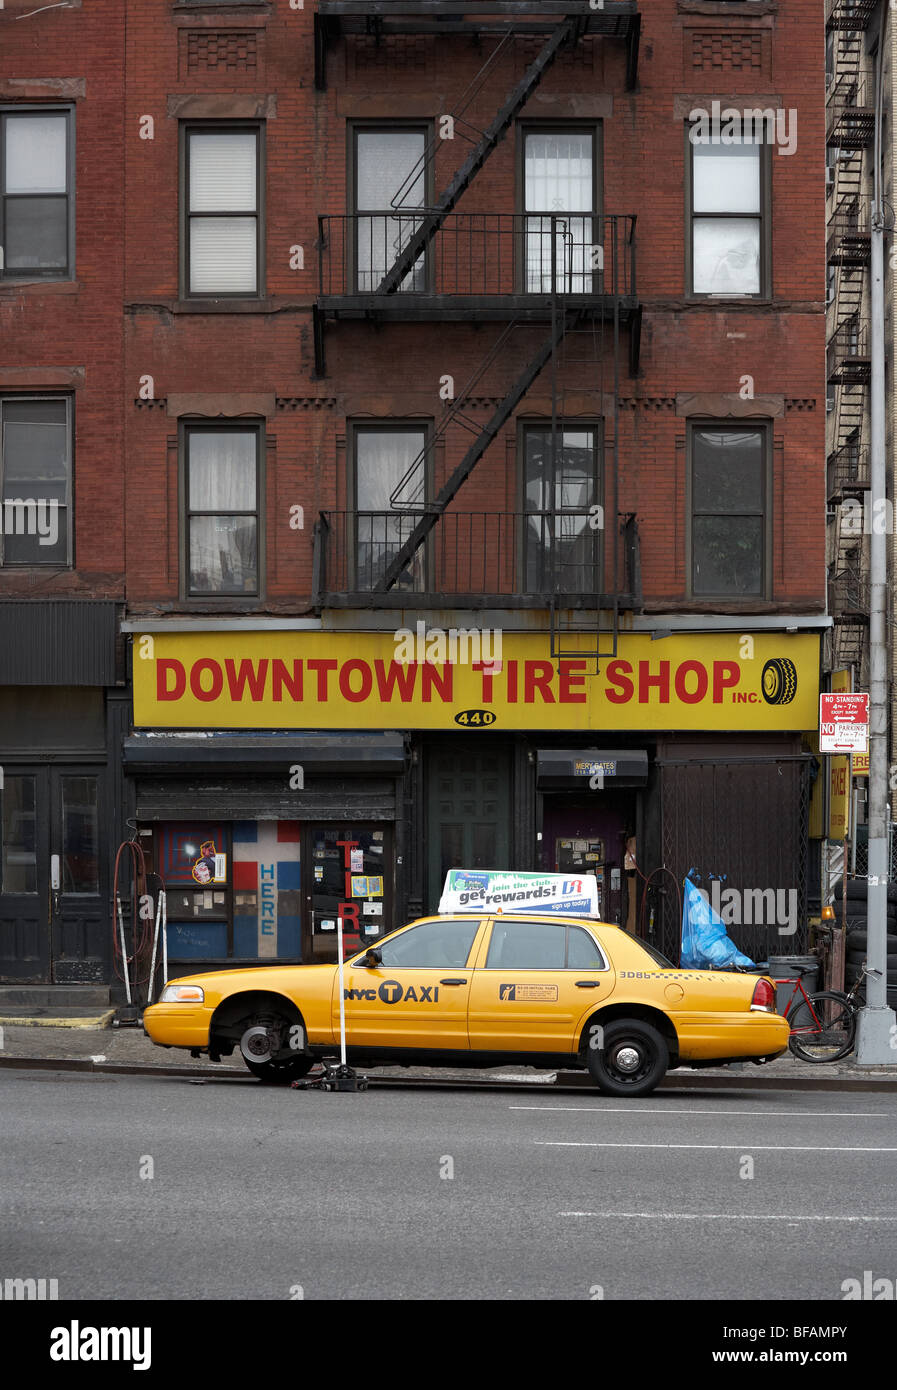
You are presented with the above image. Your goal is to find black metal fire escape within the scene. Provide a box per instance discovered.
[313,1,642,664]
[825,0,875,679]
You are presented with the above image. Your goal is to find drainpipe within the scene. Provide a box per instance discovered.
[856,0,897,1061]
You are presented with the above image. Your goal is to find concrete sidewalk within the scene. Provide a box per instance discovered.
[1,1019,896,1090]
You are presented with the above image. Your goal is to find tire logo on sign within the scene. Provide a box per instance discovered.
[378,979,404,1004]
[761,658,797,706]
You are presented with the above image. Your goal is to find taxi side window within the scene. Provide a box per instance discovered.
[485,920,606,970]
[566,925,606,969]
[377,918,480,969]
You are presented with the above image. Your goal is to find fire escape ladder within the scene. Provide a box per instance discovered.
[376,17,582,297]
[549,289,625,671]
[374,309,582,592]
[388,320,524,509]
[387,32,519,216]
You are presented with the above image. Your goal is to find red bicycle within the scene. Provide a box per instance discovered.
[777,962,880,1063]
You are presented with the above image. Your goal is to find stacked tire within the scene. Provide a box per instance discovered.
[830,879,897,1005]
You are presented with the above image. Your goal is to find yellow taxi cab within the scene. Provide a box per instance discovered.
[143,911,789,1097]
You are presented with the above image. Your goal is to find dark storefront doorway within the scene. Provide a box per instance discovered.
[304,821,393,961]
[541,795,635,925]
[0,767,105,982]
[426,743,513,911]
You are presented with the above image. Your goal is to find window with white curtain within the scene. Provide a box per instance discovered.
[185,427,260,595]
[353,425,427,590]
[690,138,764,296]
[523,129,596,294]
[1,109,72,278]
[353,127,428,292]
[184,127,261,296]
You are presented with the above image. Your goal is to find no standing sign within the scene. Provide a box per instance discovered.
[819,692,870,753]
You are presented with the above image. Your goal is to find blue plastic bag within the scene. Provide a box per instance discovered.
[681,874,755,970]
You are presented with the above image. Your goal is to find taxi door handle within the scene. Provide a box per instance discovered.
[440,978,467,986]
[575,980,601,988]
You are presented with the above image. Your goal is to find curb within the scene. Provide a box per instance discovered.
[1,1054,896,1091]
[0,1011,116,1030]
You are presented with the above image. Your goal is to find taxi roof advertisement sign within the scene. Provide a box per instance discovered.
[439,870,600,917]
[132,631,820,732]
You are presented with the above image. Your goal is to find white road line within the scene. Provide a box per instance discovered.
[510,1106,888,1117]
[537,1141,897,1152]
[558,1211,897,1222]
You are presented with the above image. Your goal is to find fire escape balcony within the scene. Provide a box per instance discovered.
[312,509,642,612]
[829,566,870,622]
[826,73,875,149]
[827,317,870,385]
[827,441,870,502]
[825,0,877,31]
[826,202,871,266]
[316,211,637,325]
[314,1,641,92]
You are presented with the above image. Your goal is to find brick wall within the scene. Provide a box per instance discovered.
[3,0,826,615]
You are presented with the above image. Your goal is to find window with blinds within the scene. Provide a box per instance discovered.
[184,126,261,296]
[1,108,73,279]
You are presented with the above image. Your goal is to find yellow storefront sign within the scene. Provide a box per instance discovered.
[829,756,851,839]
[132,630,820,732]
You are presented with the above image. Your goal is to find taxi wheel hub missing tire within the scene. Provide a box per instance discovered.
[240,1025,277,1062]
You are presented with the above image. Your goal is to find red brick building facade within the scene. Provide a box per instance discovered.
[2,0,827,988]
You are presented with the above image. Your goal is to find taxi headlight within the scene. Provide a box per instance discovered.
[159,984,205,1003]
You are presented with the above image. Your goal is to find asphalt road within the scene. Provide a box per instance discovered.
[1,1070,896,1301]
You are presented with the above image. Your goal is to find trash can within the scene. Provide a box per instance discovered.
[767,955,820,1016]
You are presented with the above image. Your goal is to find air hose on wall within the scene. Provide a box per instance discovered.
[111,825,166,1025]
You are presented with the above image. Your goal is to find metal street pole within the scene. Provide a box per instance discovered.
[856,0,897,1062]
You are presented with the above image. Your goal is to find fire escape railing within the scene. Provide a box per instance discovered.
[317,212,637,305]
[312,509,642,610]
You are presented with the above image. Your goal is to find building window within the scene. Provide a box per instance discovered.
[689,424,769,598]
[1,108,73,279]
[0,396,71,566]
[350,127,425,296]
[352,423,428,590]
[689,135,766,296]
[351,124,429,292]
[62,775,99,894]
[522,423,602,594]
[183,424,261,596]
[522,127,597,293]
[156,821,302,962]
[183,125,262,296]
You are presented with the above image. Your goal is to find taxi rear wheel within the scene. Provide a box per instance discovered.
[587,1019,669,1097]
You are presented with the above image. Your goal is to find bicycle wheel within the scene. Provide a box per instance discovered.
[788,991,857,1063]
